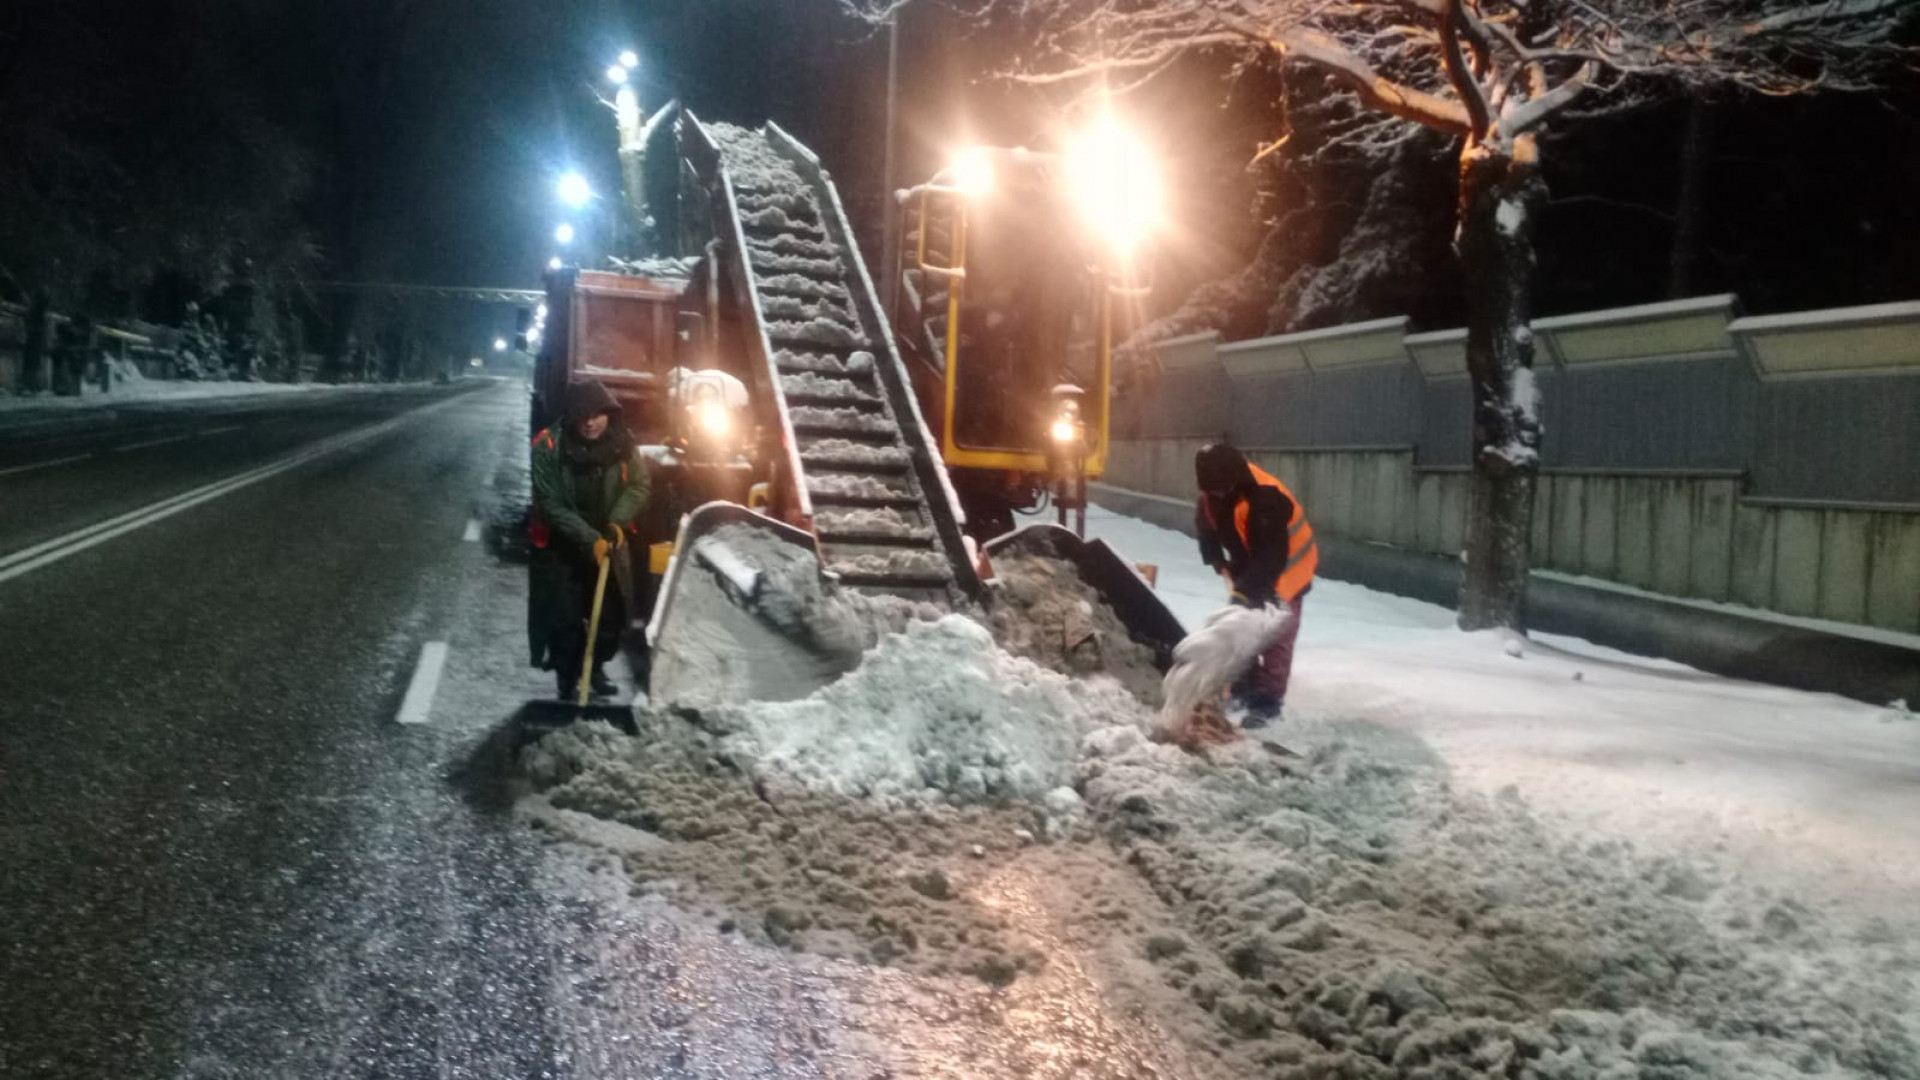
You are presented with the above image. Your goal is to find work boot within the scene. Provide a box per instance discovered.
[589,666,618,698]
[1227,692,1282,731]
[555,669,578,701]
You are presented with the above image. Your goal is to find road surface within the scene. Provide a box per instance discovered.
[0,383,582,1078]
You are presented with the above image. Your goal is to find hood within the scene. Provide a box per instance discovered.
[564,378,621,424]
[1194,442,1253,495]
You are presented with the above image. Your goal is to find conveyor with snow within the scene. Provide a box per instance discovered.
[690,116,981,608]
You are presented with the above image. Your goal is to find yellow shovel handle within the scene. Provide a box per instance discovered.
[577,553,612,706]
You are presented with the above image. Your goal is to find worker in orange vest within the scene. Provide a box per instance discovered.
[1193,443,1318,728]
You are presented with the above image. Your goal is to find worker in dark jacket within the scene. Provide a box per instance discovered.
[1194,443,1318,727]
[529,379,650,699]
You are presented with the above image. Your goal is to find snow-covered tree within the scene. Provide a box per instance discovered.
[845,0,1912,630]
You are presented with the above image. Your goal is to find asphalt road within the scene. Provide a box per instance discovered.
[0,382,574,1079]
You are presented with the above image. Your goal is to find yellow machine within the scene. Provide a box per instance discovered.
[889,115,1161,537]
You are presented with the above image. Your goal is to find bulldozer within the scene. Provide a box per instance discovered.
[526,107,1185,715]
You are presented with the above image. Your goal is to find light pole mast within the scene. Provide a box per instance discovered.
[878,8,902,319]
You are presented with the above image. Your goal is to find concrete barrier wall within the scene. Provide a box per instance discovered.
[1106,439,1920,634]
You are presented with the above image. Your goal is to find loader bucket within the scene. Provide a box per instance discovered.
[644,501,869,711]
[982,524,1189,672]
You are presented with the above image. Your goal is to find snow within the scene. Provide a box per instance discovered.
[813,506,929,540]
[780,371,874,402]
[789,404,893,434]
[1496,197,1526,236]
[799,438,908,467]
[807,472,910,500]
[1081,504,1920,916]
[524,501,1919,1075]
[0,377,387,413]
[1535,568,1920,654]
[765,316,868,349]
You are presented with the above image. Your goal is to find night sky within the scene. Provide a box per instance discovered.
[1,0,1914,347]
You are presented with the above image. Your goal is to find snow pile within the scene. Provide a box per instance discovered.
[1158,604,1293,735]
[780,371,874,402]
[987,554,1165,707]
[738,204,819,235]
[751,251,843,278]
[1076,719,1920,1077]
[757,273,847,301]
[814,506,930,540]
[708,523,937,653]
[766,316,868,349]
[697,616,1134,803]
[760,292,854,324]
[825,548,948,580]
[747,233,839,261]
[709,122,797,193]
[789,404,893,434]
[808,472,910,500]
[800,438,909,467]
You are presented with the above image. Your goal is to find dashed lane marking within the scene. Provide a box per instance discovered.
[112,433,193,453]
[394,641,450,726]
[0,453,93,478]
[462,519,482,542]
[197,424,244,437]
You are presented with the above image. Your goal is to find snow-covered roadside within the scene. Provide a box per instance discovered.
[1083,505,1920,920]
[0,376,450,414]
[520,531,1918,1076]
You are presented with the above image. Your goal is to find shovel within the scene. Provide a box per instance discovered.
[515,550,638,736]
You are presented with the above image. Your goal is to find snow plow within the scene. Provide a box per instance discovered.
[527,108,1184,714]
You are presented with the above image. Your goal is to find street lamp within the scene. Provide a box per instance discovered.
[554,223,575,245]
[493,337,508,352]
[548,255,563,271]
[618,50,638,69]
[606,64,628,85]
[558,172,592,209]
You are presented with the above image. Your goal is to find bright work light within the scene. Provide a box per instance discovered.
[1065,113,1160,254]
[558,172,591,209]
[554,223,575,245]
[619,50,639,69]
[950,147,993,196]
[606,64,628,85]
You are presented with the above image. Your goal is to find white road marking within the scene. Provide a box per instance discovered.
[462,519,482,542]
[0,453,93,478]
[113,433,192,453]
[197,424,244,437]
[395,641,450,725]
[0,394,464,586]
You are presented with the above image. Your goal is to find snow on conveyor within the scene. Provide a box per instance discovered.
[708,122,961,600]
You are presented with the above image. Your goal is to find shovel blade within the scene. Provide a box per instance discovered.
[511,699,638,738]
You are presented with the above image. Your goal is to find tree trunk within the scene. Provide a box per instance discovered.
[1454,137,1546,632]
[1666,97,1712,300]
[20,293,49,394]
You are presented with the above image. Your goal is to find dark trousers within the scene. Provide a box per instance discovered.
[1231,596,1303,707]
[550,553,626,684]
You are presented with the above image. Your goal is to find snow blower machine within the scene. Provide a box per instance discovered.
[523,106,1184,719]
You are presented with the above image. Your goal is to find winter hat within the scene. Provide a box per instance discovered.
[1194,443,1253,494]
[564,378,621,424]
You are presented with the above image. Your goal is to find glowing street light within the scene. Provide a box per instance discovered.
[558,171,592,209]
[618,50,639,69]
[606,64,628,85]
[536,302,548,319]
[1065,112,1161,256]
[554,222,575,245]
[493,337,508,352]
[547,255,563,271]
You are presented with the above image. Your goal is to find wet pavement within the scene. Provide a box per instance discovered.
[0,380,1194,1080]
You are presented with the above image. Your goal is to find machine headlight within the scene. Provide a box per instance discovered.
[1051,418,1079,444]
[950,147,994,196]
[1065,112,1160,255]
[694,399,731,437]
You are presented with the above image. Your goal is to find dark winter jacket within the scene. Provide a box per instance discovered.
[527,381,650,667]
[1194,445,1315,604]
[530,382,649,554]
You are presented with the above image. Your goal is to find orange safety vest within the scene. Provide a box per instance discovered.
[1226,464,1317,602]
